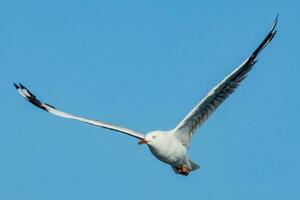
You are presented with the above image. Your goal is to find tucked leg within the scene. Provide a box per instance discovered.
[176,165,190,176]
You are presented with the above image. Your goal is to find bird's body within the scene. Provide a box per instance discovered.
[14,17,278,176]
[145,131,192,172]
[137,130,199,175]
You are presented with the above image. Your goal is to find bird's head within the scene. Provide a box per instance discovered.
[138,131,166,148]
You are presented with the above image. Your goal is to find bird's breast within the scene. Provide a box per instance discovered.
[148,139,187,165]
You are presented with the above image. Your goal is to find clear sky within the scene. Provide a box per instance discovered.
[1,0,299,199]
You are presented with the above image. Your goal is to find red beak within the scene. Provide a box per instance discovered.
[138,139,148,145]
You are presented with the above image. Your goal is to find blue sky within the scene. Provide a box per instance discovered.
[1,0,299,199]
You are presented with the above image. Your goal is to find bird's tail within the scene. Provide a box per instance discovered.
[171,159,200,174]
[189,159,200,171]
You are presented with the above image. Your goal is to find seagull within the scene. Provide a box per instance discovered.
[14,17,277,176]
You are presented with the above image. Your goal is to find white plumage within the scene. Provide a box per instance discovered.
[14,17,277,176]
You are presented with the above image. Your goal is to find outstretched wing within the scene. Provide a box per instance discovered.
[174,16,278,147]
[14,83,145,140]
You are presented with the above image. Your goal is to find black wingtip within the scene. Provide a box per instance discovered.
[45,103,56,109]
[14,83,52,112]
[18,83,38,99]
[275,14,279,23]
[13,83,19,89]
[271,15,279,33]
[269,30,277,41]
[250,16,278,59]
[19,83,26,90]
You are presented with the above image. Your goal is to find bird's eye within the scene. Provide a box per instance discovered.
[152,135,157,139]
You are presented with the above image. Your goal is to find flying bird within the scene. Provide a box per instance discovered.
[14,17,277,176]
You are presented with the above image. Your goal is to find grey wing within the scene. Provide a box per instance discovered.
[14,83,145,140]
[174,16,278,147]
